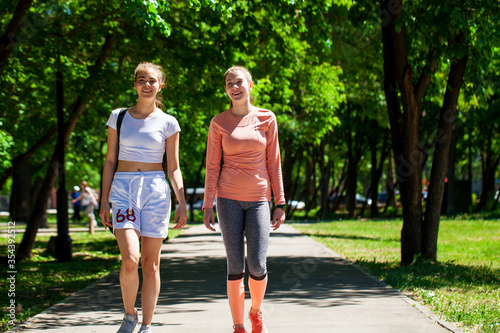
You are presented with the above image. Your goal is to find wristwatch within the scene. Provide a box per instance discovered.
[276,204,285,210]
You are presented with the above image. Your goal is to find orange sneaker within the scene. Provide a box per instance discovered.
[233,325,247,333]
[249,310,268,333]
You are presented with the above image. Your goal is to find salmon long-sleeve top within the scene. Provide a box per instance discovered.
[203,108,286,209]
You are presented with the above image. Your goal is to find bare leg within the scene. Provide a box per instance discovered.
[249,275,268,315]
[227,278,245,327]
[139,236,164,325]
[115,228,141,317]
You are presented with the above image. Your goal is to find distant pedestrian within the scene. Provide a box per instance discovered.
[203,66,286,333]
[99,61,187,333]
[70,185,81,222]
[72,181,98,227]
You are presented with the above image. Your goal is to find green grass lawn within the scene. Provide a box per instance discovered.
[0,226,184,333]
[293,216,500,333]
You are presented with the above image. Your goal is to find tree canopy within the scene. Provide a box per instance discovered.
[1,0,499,263]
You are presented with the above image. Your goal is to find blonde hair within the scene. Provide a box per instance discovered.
[224,66,253,108]
[134,61,166,110]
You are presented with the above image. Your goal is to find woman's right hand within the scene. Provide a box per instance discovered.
[99,201,112,230]
[202,208,216,232]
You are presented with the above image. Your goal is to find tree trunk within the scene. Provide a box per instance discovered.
[477,150,500,211]
[397,54,425,266]
[384,154,398,213]
[330,163,347,211]
[189,149,205,222]
[320,159,331,220]
[9,159,32,222]
[282,139,294,207]
[17,34,115,259]
[345,108,364,218]
[476,117,500,211]
[17,151,59,258]
[446,129,457,215]
[369,137,379,217]
[381,0,431,265]
[286,149,303,219]
[423,35,467,261]
[370,128,390,217]
[398,156,423,265]
[318,138,331,220]
[345,147,358,218]
[303,152,316,219]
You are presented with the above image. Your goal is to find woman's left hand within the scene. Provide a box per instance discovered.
[271,207,286,231]
[172,203,188,229]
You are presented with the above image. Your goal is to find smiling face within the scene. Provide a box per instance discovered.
[224,69,253,105]
[134,67,163,101]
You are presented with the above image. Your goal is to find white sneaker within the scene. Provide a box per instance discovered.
[138,324,152,333]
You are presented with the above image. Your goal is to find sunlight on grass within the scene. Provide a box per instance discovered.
[293,218,500,333]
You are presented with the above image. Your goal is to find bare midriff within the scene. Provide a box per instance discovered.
[116,160,163,172]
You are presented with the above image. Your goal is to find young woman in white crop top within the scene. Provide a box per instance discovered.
[99,62,187,333]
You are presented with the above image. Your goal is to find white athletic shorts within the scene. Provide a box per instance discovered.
[110,171,171,239]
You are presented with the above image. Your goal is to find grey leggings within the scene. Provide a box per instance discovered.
[216,197,271,281]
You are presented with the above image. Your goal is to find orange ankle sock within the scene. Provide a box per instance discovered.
[249,275,268,312]
[227,279,245,325]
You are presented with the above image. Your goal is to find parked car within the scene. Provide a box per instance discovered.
[329,193,372,207]
[356,194,372,205]
[287,200,305,210]
[192,200,204,210]
[377,192,388,204]
[377,191,400,204]
[187,199,215,211]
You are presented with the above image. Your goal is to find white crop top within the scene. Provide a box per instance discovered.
[106,108,181,163]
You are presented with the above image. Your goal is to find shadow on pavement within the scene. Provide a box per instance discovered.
[10,225,455,333]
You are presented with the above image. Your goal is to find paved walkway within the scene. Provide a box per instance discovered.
[8,224,462,333]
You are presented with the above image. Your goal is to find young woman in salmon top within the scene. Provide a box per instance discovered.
[203,66,286,333]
